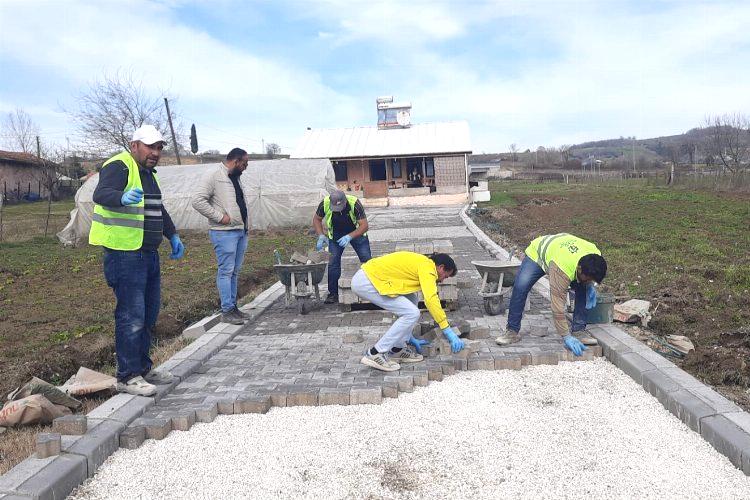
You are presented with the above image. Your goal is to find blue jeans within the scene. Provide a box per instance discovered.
[103,249,160,383]
[209,229,248,312]
[327,235,372,296]
[506,257,588,333]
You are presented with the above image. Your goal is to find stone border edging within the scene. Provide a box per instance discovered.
[461,203,750,476]
[0,280,287,499]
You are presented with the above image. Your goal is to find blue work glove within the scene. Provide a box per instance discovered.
[585,284,598,310]
[563,334,588,356]
[408,336,430,354]
[442,327,465,353]
[316,234,328,251]
[169,234,185,260]
[337,234,352,248]
[121,187,143,206]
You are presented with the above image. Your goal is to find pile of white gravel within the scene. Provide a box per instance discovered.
[72,359,750,499]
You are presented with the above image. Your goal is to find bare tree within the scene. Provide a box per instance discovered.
[508,143,518,163]
[2,108,39,153]
[67,70,182,154]
[559,144,572,164]
[704,113,750,173]
[265,142,281,158]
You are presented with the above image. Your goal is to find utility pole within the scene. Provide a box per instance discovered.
[36,136,41,158]
[262,138,265,155]
[632,137,636,173]
[163,97,181,165]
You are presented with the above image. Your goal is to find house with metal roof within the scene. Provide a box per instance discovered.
[292,97,472,205]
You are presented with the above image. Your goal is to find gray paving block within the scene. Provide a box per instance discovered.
[615,352,657,385]
[493,355,523,371]
[153,380,179,403]
[426,366,444,381]
[350,387,382,405]
[168,359,204,381]
[381,381,399,398]
[641,369,680,405]
[234,394,271,414]
[130,417,171,440]
[319,387,350,406]
[342,333,364,343]
[169,410,197,431]
[467,356,494,371]
[688,386,744,414]
[384,375,414,393]
[194,403,219,423]
[660,366,705,389]
[453,358,468,371]
[440,363,457,376]
[286,388,319,406]
[467,326,489,340]
[35,433,61,459]
[52,415,87,436]
[664,389,717,433]
[701,414,750,472]
[411,371,429,386]
[60,419,125,477]
[530,352,559,366]
[0,454,87,500]
[86,393,153,425]
[119,426,146,449]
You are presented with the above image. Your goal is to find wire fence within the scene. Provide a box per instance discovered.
[0,198,75,243]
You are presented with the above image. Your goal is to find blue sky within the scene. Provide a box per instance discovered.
[1,0,749,155]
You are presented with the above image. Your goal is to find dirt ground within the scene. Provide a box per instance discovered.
[472,181,750,410]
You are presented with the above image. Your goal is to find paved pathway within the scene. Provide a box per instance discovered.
[139,206,599,424]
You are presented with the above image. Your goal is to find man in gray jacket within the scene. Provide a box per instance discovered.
[191,148,250,325]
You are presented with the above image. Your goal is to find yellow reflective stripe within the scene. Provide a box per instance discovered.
[534,235,555,271]
[92,213,143,228]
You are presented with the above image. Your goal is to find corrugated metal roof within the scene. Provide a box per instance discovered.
[291,121,471,159]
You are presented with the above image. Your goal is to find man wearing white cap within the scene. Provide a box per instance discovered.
[89,124,185,397]
[312,189,371,304]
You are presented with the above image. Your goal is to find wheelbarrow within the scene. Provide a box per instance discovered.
[273,249,329,315]
[471,260,521,315]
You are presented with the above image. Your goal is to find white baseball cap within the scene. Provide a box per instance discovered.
[131,125,166,145]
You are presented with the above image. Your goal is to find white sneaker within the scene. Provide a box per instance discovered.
[495,329,522,346]
[116,376,157,397]
[144,369,175,385]
[389,346,424,363]
[360,351,401,372]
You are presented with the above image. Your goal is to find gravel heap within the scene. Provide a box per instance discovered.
[72,359,750,499]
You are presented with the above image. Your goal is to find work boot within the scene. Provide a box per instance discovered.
[324,294,339,305]
[232,306,252,320]
[144,368,174,385]
[116,376,156,397]
[495,329,522,346]
[360,351,401,372]
[389,346,424,363]
[220,309,245,325]
[572,329,598,346]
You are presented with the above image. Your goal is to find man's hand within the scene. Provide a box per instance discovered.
[169,235,185,260]
[316,234,328,251]
[441,327,465,353]
[219,214,231,225]
[121,188,143,206]
[563,334,587,356]
[337,234,352,247]
[408,336,430,354]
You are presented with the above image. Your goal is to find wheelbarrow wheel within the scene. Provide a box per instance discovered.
[299,298,309,315]
[484,296,505,316]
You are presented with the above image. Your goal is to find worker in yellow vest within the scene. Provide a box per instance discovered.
[352,251,465,372]
[313,190,371,304]
[89,125,185,397]
[495,233,607,356]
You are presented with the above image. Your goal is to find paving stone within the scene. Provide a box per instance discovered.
[318,387,351,406]
[286,388,319,407]
[642,369,681,405]
[494,355,523,371]
[411,371,429,386]
[440,363,457,376]
[426,366,444,381]
[384,375,414,393]
[664,389,717,432]
[350,387,383,405]
[169,410,197,431]
[86,393,153,425]
[381,381,400,398]
[614,352,657,385]
[235,394,271,414]
[467,326,490,340]
[342,333,364,343]
[119,426,146,449]
[36,433,61,459]
[60,419,125,477]
[700,414,750,472]
[453,358,468,371]
[468,355,495,371]
[0,454,87,500]
[52,415,87,436]
[131,417,172,440]
[194,403,219,423]
[531,352,559,366]
[688,386,744,414]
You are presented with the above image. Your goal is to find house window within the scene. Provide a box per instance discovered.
[369,159,386,181]
[390,159,402,178]
[424,157,435,177]
[332,160,348,181]
[406,157,422,181]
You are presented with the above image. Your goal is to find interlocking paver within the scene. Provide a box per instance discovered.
[137,206,597,421]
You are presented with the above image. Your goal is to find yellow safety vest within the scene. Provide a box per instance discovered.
[322,194,364,239]
[88,151,159,251]
[524,233,601,281]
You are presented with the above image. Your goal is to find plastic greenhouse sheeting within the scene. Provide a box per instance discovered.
[57,158,335,246]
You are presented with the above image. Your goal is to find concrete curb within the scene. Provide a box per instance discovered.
[462,203,750,476]
[0,279,287,499]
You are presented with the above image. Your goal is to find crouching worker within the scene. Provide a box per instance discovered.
[495,233,607,357]
[352,252,465,372]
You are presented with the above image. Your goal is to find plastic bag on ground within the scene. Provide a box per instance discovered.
[60,367,117,397]
[7,377,83,410]
[0,395,72,427]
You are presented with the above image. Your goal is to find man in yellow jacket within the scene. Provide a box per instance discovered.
[495,233,607,357]
[352,251,465,372]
